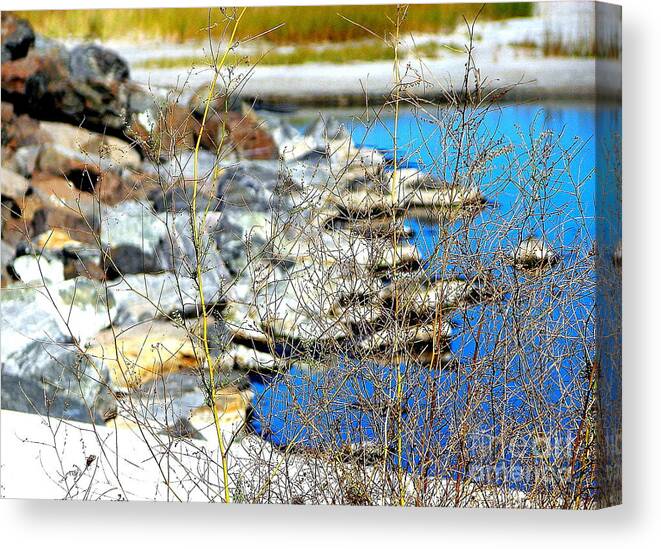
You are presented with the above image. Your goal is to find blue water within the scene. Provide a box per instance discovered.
[250,102,621,489]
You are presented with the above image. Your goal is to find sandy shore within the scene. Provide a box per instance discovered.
[132,55,621,105]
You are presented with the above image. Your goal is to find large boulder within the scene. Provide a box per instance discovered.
[100,201,168,277]
[0,278,117,423]
[68,44,129,85]
[109,271,230,329]
[88,320,206,390]
[214,161,293,212]
[1,349,109,424]
[0,278,117,356]
[2,39,132,130]
[38,121,141,170]
[214,207,271,276]
[1,13,35,63]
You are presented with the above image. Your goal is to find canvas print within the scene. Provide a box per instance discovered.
[0,2,621,508]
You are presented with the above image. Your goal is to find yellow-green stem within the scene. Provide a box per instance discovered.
[192,7,247,504]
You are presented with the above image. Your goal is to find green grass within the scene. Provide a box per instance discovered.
[134,40,443,69]
[14,4,532,45]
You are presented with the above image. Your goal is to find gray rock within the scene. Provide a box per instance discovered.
[7,145,41,178]
[110,369,247,437]
[214,207,271,276]
[0,279,117,362]
[149,185,221,214]
[1,343,109,424]
[101,201,169,277]
[512,236,559,270]
[304,115,350,151]
[157,211,229,278]
[69,43,130,85]
[215,161,290,212]
[0,279,115,423]
[1,240,16,271]
[101,202,230,285]
[109,270,228,328]
[1,14,35,63]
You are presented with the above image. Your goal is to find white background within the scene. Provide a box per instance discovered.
[1,0,658,547]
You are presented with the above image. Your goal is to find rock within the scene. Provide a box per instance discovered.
[62,249,106,281]
[109,271,228,328]
[10,253,65,285]
[68,44,129,84]
[148,182,222,214]
[1,169,45,246]
[232,344,282,372]
[612,241,622,271]
[210,162,298,274]
[100,201,168,277]
[268,228,421,272]
[378,276,486,315]
[6,145,41,177]
[150,102,201,155]
[106,243,167,279]
[28,174,101,242]
[2,49,76,115]
[1,13,35,63]
[1,42,131,130]
[0,166,29,201]
[187,88,276,158]
[189,385,253,441]
[1,348,109,424]
[38,121,141,170]
[1,278,117,353]
[261,308,350,344]
[358,322,452,352]
[512,236,559,271]
[2,169,104,248]
[100,202,230,285]
[107,370,251,442]
[222,110,278,160]
[187,83,242,118]
[35,144,134,204]
[88,320,211,390]
[215,161,286,211]
[1,240,16,286]
[33,227,88,251]
[304,115,351,152]
[332,183,486,217]
[263,116,301,156]
[156,211,229,282]
[214,207,272,275]
[278,114,368,165]
[195,111,225,152]
[24,229,104,281]
[1,103,41,153]
[141,147,219,184]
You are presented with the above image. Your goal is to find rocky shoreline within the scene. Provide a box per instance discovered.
[1,13,560,458]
